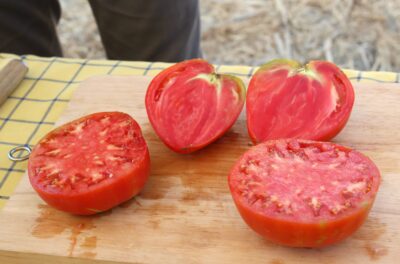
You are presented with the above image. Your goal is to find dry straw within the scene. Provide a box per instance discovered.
[59,0,400,71]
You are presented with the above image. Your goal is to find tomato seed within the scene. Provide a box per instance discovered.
[107,145,123,151]
[62,154,72,159]
[99,129,108,137]
[100,116,110,124]
[44,149,61,157]
[94,160,105,166]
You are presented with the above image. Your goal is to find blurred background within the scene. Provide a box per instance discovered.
[58,0,400,71]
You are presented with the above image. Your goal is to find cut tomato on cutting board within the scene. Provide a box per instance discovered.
[228,139,381,248]
[145,59,246,154]
[28,112,150,215]
[247,59,355,143]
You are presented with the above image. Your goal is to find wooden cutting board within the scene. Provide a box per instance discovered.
[0,76,399,264]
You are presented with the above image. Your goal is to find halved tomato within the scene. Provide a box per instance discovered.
[145,59,246,154]
[247,59,355,143]
[28,112,150,215]
[228,139,380,247]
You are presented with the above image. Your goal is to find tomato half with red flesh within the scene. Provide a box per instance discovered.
[145,59,246,154]
[28,112,150,215]
[228,139,380,247]
[247,59,355,143]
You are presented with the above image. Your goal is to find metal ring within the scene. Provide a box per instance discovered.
[8,145,32,161]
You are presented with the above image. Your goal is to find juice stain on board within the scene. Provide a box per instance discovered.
[353,216,389,261]
[31,204,98,258]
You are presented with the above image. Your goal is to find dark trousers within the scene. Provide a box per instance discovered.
[0,0,201,62]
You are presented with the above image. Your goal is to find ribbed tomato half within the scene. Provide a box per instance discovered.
[145,59,246,154]
[28,112,150,215]
[247,59,355,143]
[228,139,380,247]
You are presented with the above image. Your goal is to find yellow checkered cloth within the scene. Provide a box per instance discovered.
[0,53,399,210]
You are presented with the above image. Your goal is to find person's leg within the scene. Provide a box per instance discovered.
[0,0,62,56]
[88,0,201,62]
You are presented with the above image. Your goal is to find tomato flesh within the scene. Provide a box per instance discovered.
[247,59,355,143]
[28,112,150,215]
[228,139,380,247]
[146,59,246,153]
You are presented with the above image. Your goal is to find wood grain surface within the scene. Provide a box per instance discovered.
[0,76,399,264]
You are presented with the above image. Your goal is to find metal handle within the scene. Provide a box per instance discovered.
[8,145,31,161]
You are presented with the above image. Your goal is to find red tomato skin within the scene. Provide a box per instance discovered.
[231,193,374,248]
[247,59,355,143]
[146,59,246,154]
[28,112,151,215]
[32,151,150,215]
[228,139,380,248]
